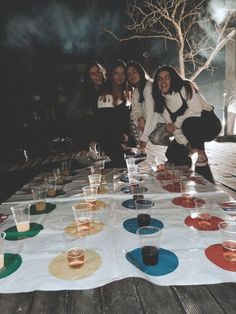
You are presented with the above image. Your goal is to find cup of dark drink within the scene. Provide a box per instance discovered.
[137,226,162,266]
[131,185,145,202]
[134,198,153,227]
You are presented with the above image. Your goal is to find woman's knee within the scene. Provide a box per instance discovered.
[182,118,196,134]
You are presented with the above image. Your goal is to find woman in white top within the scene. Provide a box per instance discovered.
[96,60,133,166]
[127,61,164,151]
[152,65,222,171]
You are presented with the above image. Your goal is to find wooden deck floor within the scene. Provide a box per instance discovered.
[0,141,236,203]
[207,141,236,192]
[156,140,236,198]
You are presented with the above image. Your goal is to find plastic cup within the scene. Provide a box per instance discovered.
[90,165,102,174]
[46,176,57,197]
[219,221,236,262]
[131,185,145,202]
[67,247,85,268]
[65,234,86,269]
[72,203,92,233]
[88,174,102,187]
[11,203,30,232]
[194,198,213,229]
[135,198,153,227]
[61,160,72,176]
[0,232,6,270]
[31,186,47,211]
[128,172,140,187]
[180,180,195,207]
[126,157,135,168]
[96,159,106,170]
[82,185,98,207]
[53,168,64,184]
[137,226,162,266]
[127,164,138,174]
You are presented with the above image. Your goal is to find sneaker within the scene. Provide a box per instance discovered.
[195,151,208,167]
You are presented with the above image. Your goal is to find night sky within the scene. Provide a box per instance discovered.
[0,0,128,60]
[0,1,141,160]
[0,0,228,160]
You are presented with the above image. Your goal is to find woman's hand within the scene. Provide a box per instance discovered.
[139,141,147,150]
[165,123,176,133]
[137,117,145,133]
[122,133,129,143]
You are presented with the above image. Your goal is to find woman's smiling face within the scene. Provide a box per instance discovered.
[89,65,103,87]
[127,66,140,87]
[112,66,126,86]
[157,70,171,94]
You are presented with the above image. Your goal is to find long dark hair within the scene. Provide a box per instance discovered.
[126,61,150,103]
[152,65,197,113]
[102,59,127,106]
[82,61,106,90]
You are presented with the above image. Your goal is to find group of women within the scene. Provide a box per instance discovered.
[66,59,222,178]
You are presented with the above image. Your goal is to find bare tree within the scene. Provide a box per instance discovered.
[103,0,236,80]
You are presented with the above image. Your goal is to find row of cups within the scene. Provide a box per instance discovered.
[125,158,236,264]
[63,161,107,269]
[133,220,236,267]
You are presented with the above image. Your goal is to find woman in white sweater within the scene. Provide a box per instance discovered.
[127,61,164,150]
[152,65,222,169]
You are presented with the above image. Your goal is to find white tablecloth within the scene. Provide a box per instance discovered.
[0,167,235,293]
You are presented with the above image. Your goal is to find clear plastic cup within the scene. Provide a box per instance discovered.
[11,203,30,232]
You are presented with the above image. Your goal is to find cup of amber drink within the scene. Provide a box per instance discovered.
[0,232,6,271]
[11,203,30,232]
[72,203,92,233]
[32,187,47,211]
[65,234,86,269]
[82,185,98,207]
[180,180,195,207]
[67,247,85,268]
[61,160,71,176]
[194,198,212,230]
[88,174,102,187]
[46,176,57,197]
[219,221,236,262]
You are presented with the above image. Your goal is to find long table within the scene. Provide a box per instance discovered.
[0,165,236,312]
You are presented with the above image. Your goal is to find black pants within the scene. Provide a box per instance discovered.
[166,111,222,166]
[181,111,222,150]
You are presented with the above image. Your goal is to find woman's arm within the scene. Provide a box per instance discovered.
[140,82,164,143]
[174,88,204,129]
[130,88,143,122]
[162,109,189,145]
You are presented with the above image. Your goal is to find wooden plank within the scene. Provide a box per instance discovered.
[65,290,102,314]
[207,283,236,314]
[29,291,68,314]
[134,278,184,313]
[99,278,143,314]
[173,285,225,314]
[0,292,34,314]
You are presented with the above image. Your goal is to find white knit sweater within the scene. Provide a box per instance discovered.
[162,87,212,145]
[130,80,164,143]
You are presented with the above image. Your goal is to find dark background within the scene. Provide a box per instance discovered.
[0,0,226,161]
